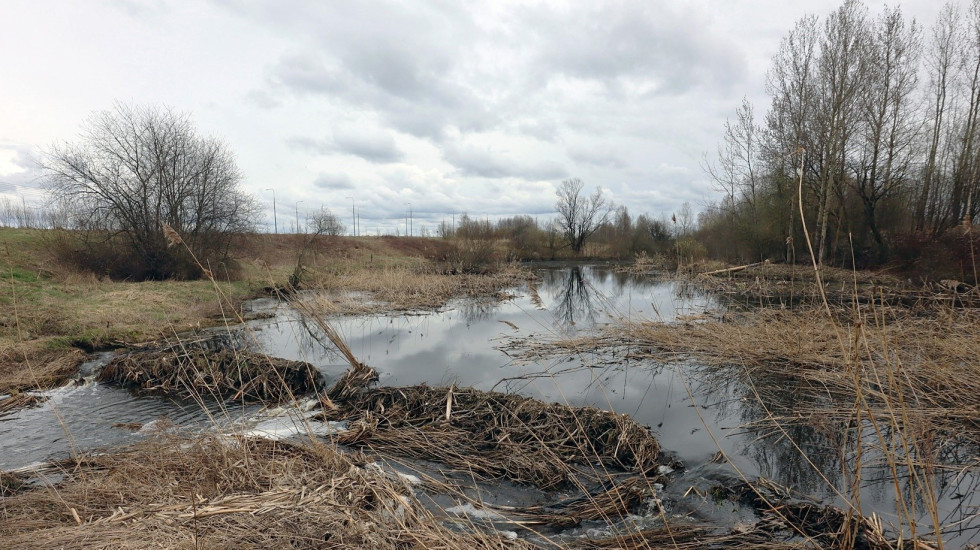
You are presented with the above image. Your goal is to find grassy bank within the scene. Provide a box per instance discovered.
[0,228,519,396]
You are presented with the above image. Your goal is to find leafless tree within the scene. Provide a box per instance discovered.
[813,0,870,264]
[916,3,960,232]
[705,97,761,214]
[555,178,612,254]
[309,207,346,236]
[42,103,258,279]
[852,5,921,259]
[764,14,819,262]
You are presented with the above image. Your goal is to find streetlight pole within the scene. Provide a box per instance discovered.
[295,200,304,234]
[404,202,412,237]
[345,196,355,237]
[265,188,277,234]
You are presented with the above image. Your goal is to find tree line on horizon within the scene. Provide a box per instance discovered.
[699,0,980,277]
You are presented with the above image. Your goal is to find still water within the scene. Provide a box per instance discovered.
[1,265,977,545]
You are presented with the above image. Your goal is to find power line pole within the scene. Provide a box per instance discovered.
[265,188,277,234]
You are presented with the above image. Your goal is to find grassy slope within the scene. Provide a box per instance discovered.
[0,229,450,394]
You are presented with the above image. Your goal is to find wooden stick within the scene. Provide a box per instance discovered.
[701,260,768,276]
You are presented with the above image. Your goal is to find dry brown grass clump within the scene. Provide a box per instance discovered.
[0,393,46,417]
[321,384,664,490]
[691,262,980,310]
[0,343,85,395]
[97,342,324,403]
[298,262,532,314]
[526,302,980,442]
[0,434,532,549]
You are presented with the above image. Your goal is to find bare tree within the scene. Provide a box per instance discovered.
[852,5,921,259]
[916,3,960,232]
[555,178,612,254]
[813,0,870,264]
[949,0,980,230]
[42,103,258,279]
[309,207,346,236]
[764,14,820,263]
[705,98,761,214]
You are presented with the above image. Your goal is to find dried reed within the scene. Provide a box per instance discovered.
[0,434,533,549]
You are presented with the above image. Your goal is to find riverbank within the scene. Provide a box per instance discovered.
[0,228,522,398]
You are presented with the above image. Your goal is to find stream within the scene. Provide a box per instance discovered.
[1,265,978,546]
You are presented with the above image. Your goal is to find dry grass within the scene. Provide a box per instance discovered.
[0,393,46,416]
[0,433,533,549]
[0,343,86,394]
[296,262,532,314]
[689,262,979,310]
[524,303,980,442]
[97,338,325,403]
[322,384,664,490]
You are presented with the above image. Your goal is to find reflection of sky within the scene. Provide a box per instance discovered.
[251,265,980,546]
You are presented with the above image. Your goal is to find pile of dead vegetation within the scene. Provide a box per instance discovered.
[0,433,534,549]
[0,344,86,395]
[320,384,664,490]
[574,476,935,550]
[520,301,980,443]
[97,337,323,403]
[295,262,533,314]
[0,392,46,417]
[692,262,980,310]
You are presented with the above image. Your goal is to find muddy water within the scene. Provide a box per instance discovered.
[1,265,978,545]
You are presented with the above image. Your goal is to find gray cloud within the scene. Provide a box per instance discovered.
[443,144,566,181]
[312,172,354,190]
[524,2,747,96]
[567,146,627,169]
[285,129,404,163]
[332,128,403,163]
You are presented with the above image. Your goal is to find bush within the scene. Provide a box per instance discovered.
[42,103,258,280]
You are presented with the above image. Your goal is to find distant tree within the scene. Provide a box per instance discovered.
[555,178,612,254]
[309,207,345,236]
[289,207,345,288]
[42,103,258,279]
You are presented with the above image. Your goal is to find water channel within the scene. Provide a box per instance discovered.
[1,265,977,546]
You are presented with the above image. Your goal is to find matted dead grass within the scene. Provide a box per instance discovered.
[297,262,533,314]
[522,298,980,443]
[322,384,664,490]
[0,434,533,549]
[0,342,85,395]
[690,262,979,310]
[97,341,324,403]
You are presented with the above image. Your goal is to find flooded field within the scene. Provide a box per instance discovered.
[2,264,978,546]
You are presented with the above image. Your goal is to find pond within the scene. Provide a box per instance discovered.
[2,264,978,546]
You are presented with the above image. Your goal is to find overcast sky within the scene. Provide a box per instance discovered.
[0,0,947,235]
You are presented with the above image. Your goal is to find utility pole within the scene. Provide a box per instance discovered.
[295,200,304,234]
[265,188,277,234]
[345,196,355,236]
[404,203,412,236]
